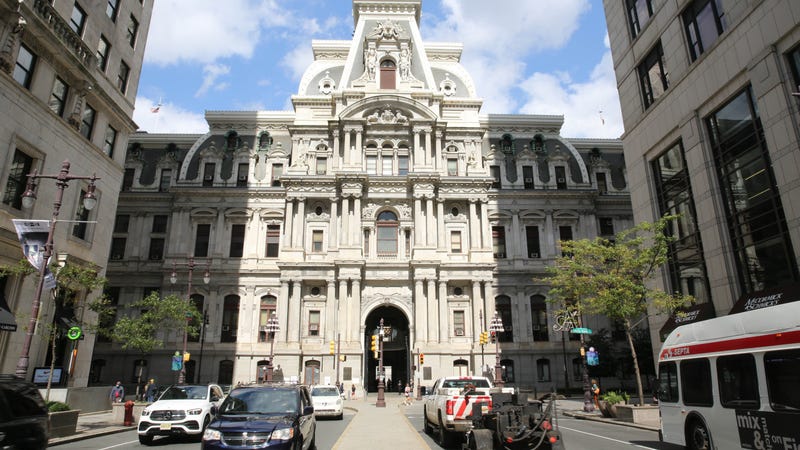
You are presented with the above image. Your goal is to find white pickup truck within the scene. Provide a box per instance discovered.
[423,376,503,446]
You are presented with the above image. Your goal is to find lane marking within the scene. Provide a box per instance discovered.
[97,440,139,450]
[558,425,658,449]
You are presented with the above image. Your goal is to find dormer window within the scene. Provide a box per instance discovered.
[226,131,238,150]
[380,60,396,89]
[259,132,272,149]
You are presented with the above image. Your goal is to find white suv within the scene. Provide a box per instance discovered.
[138,384,224,445]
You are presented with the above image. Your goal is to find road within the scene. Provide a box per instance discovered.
[52,412,354,450]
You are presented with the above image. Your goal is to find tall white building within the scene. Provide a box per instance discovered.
[95,0,632,392]
[0,0,153,385]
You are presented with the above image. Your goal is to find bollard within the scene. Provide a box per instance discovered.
[123,400,135,426]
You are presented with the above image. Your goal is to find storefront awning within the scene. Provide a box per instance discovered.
[658,302,716,341]
[0,291,18,332]
[728,282,800,315]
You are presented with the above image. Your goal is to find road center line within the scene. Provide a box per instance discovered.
[97,440,139,450]
[558,425,658,449]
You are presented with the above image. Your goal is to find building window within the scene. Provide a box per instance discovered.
[706,87,798,292]
[152,215,168,233]
[376,211,398,256]
[522,165,535,189]
[122,168,135,191]
[638,42,668,108]
[148,238,164,260]
[495,296,513,342]
[501,359,515,383]
[312,230,324,253]
[203,163,215,186]
[537,358,551,382]
[492,226,506,258]
[71,188,91,240]
[194,224,210,257]
[2,149,34,209]
[218,360,234,385]
[69,3,86,35]
[366,155,377,174]
[596,172,608,194]
[271,164,283,186]
[308,310,320,336]
[599,218,614,236]
[230,224,245,257]
[236,163,248,187]
[525,226,540,258]
[380,59,396,89]
[49,77,69,116]
[573,358,583,382]
[110,237,126,260]
[787,45,800,91]
[159,169,171,192]
[103,125,117,157]
[114,214,130,233]
[259,132,272,149]
[187,294,204,342]
[258,295,277,342]
[530,295,548,341]
[450,231,462,253]
[266,224,280,257]
[13,44,36,89]
[683,0,726,62]
[97,287,119,343]
[221,295,239,343]
[490,166,501,189]
[559,225,573,256]
[626,0,654,38]
[316,157,327,175]
[80,104,96,139]
[398,155,409,175]
[96,35,110,71]
[447,159,458,176]
[127,15,139,48]
[453,310,465,336]
[106,0,119,21]
[555,166,567,189]
[117,61,130,94]
[381,155,392,175]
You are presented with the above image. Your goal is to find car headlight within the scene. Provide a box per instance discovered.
[187,408,202,415]
[270,427,295,441]
[203,428,221,441]
[140,409,150,416]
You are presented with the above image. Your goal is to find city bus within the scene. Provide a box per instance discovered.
[657,300,800,450]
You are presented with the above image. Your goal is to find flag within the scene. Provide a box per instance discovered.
[12,219,56,290]
[599,110,605,125]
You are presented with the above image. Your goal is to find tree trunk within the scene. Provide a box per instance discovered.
[625,319,645,406]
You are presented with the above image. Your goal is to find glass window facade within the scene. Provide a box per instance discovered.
[626,0,654,38]
[683,0,726,62]
[638,42,668,108]
[2,149,33,209]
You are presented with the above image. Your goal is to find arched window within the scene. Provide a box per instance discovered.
[453,358,469,376]
[221,295,239,343]
[259,132,272,149]
[530,295,548,341]
[537,358,551,382]
[259,295,277,342]
[501,359,515,383]
[226,131,238,150]
[380,59,396,89]
[495,296,513,342]
[218,360,234,385]
[256,359,269,383]
[304,360,321,385]
[188,294,204,342]
[377,211,398,256]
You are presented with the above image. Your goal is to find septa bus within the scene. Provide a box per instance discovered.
[657,300,800,450]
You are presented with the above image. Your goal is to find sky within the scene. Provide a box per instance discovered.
[132,0,623,140]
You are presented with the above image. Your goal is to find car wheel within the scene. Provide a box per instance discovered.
[138,434,153,446]
[687,418,712,450]
[423,407,432,434]
[437,412,452,447]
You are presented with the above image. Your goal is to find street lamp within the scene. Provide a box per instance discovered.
[15,160,98,379]
[265,312,280,382]
[169,257,210,384]
[489,311,504,387]
[577,314,595,413]
[376,318,386,407]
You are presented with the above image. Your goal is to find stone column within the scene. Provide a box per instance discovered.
[294,198,306,248]
[424,130,432,167]
[278,280,290,342]
[414,279,425,343]
[544,210,555,258]
[472,280,483,338]
[353,196,362,248]
[469,200,479,250]
[427,279,437,342]
[338,279,348,342]
[434,132,442,171]
[288,280,301,342]
[284,199,294,247]
[480,201,490,250]
[214,208,226,256]
[344,129,351,166]
[414,197,423,245]
[355,130,363,165]
[329,197,338,249]
[351,279,361,342]
[332,129,341,170]
[511,210,521,259]
[413,130,421,171]
[437,199,446,251]
[438,280,448,342]
[340,197,350,246]
[425,197,435,247]
[326,280,337,341]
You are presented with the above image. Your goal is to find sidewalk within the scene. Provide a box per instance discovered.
[48,410,134,446]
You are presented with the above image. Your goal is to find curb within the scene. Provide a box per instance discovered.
[561,410,660,432]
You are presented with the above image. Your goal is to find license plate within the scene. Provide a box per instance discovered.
[160,423,172,430]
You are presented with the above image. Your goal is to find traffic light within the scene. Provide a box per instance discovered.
[370,334,379,359]
[479,331,488,345]
[329,340,335,355]
[419,353,424,366]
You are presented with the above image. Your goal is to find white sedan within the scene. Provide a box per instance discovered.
[137,384,224,445]
[310,385,343,420]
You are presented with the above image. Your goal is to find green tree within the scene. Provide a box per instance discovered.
[545,215,692,405]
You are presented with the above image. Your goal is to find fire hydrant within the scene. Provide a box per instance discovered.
[123,400,135,426]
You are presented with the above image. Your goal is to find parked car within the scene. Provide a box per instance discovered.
[137,383,224,445]
[202,383,316,450]
[0,375,49,449]
[310,385,343,420]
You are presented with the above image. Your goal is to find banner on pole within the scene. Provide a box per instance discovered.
[12,220,56,290]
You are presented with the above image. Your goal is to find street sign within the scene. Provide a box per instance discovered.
[570,327,592,334]
[66,326,82,340]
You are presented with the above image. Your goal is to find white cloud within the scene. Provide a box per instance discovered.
[281,44,314,81]
[133,97,208,134]
[195,64,231,97]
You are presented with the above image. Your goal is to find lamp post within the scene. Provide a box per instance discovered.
[169,257,210,384]
[376,318,386,407]
[577,314,594,412]
[489,311,504,387]
[197,309,209,384]
[15,160,98,379]
[265,312,280,382]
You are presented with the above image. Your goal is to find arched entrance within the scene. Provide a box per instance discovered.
[364,305,410,393]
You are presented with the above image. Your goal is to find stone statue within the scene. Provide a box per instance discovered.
[372,19,402,40]
[399,47,411,81]
[365,46,377,80]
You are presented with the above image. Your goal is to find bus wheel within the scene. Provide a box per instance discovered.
[687,419,711,450]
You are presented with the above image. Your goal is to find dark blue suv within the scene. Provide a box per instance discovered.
[202,383,316,450]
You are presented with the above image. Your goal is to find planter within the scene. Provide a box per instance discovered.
[598,400,621,418]
[49,409,81,438]
[615,404,660,427]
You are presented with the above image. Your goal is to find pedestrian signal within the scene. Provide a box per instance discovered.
[329,340,335,355]
[183,352,190,362]
[419,353,424,365]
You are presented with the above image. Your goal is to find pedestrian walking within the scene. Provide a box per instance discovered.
[145,379,157,402]
[397,379,402,395]
[110,381,125,403]
[403,383,412,406]
[350,383,356,400]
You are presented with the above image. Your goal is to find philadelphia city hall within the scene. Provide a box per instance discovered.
[93,0,632,392]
